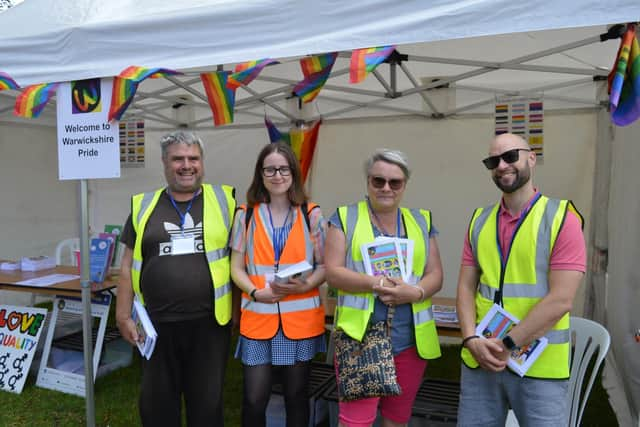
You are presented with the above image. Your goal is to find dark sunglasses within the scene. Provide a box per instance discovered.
[482,148,531,170]
[369,176,405,190]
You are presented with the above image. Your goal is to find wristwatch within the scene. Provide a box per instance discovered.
[502,334,519,351]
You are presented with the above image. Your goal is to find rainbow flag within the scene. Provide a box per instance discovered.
[0,71,19,91]
[264,116,321,182]
[201,71,236,126]
[108,77,138,121]
[264,116,290,144]
[290,120,321,183]
[294,52,337,103]
[350,46,395,83]
[14,83,60,118]
[227,59,276,90]
[609,24,640,126]
[118,66,181,82]
[107,66,181,121]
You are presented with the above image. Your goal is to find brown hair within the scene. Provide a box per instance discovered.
[246,142,308,206]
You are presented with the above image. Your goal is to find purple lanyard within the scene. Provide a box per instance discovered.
[167,188,199,236]
[367,198,401,237]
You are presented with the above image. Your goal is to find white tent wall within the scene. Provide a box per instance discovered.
[604,120,640,426]
[0,124,79,305]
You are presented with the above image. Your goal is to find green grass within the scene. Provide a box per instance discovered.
[0,342,616,426]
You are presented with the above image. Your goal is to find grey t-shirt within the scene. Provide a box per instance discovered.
[121,190,215,323]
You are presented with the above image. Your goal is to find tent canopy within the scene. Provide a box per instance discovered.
[1,0,638,86]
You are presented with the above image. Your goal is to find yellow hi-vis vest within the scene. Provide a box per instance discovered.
[336,201,441,360]
[130,184,236,325]
[461,195,583,379]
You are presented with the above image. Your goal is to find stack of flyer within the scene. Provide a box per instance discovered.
[475,304,548,376]
[89,237,113,283]
[132,297,158,360]
[433,305,458,323]
[274,261,313,284]
[360,237,414,282]
[21,255,56,271]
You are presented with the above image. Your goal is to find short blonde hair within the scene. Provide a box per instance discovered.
[364,148,411,179]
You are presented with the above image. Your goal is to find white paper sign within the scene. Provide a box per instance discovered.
[0,305,48,394]
[56,78,120,180]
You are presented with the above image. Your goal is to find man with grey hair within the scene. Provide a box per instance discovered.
[116,130,237,426]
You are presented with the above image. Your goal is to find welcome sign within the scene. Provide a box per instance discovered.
[0,305,48,394]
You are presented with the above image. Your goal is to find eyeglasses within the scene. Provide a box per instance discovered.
[262,166,291,177]
[369,176,405,190]
[482,148,531,170]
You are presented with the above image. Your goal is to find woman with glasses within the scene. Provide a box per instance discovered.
[325,148,443,427]
[230,142,327,427]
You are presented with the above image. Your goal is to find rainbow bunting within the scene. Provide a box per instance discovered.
[118,66,181,82]
[14,83,60,118]
[0,71,19,91]
[294,53,337,103]
[609,24,640,126]
[264,117,321,182]
[201,71,236,126]
[107,66,181,121]
[350,46,395,84]
[108,77,138,121]
[227,59,277,90]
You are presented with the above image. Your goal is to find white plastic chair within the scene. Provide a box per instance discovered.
[55,237,80,266]
[505,316,610,427]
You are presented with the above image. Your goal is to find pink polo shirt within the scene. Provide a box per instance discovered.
[461,192,586,272]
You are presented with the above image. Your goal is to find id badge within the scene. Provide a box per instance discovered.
[172,235,195,255]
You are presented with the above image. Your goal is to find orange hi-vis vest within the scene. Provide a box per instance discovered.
[240,203,325,340]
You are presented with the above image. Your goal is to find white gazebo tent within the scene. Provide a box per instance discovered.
[0,1,639,426]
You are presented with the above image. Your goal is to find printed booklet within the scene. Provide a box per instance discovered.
[274,260,313,284]
[360,238,406,280]
[132,297,157,360]
[475,304,548,377]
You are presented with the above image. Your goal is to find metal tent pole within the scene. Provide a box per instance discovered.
[79,179,96,427]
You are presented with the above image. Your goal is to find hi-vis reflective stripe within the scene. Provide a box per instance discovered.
[413,306,434,325]
[247,262,308,276]
[242,296,321,314]
[206,248,228,263]
[344,204,359,270]
[478,283,550,299]
[136,191,158,228]
[214,282,231,299]
[132,259,142,271]
[338,294,370,311]
[545,328,570,344]
[472,198,562,296]
[212,185,231,229]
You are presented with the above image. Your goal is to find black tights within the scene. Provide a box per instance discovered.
[242,361,311,427]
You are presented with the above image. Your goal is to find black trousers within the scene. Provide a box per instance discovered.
[139,316,231,427]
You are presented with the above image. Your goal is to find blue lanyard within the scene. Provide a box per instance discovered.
[367,197,401,237]
[167,188,200,235]
[267,204,292,269]
[494,191,541,304]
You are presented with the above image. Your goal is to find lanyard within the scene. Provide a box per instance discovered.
[267,204,292,270]
[494,191,542,305]
[167,188,200,235]
[367,197,401,237]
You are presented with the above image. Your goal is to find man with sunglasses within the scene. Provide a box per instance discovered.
[456,133,586,426]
